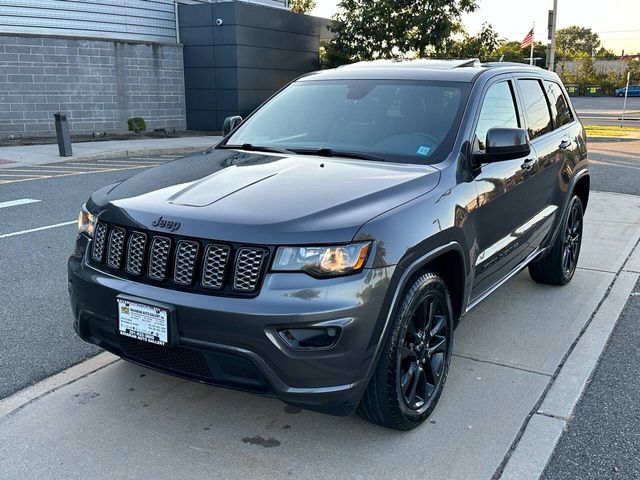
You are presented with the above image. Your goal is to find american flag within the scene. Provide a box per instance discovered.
[521,28,534,49]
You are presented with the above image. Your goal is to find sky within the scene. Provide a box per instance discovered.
[310,0,640,55]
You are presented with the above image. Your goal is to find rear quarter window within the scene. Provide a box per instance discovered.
[517,79,553,140]
[544,81,573,128]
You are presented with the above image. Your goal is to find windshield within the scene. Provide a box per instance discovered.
[225,79,471,164]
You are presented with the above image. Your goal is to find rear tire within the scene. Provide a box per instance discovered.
[358,272,454,431]
[529,196,584,285]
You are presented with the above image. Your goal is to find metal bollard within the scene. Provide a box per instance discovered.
[54,112,73,157]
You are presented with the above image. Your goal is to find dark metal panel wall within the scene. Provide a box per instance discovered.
[179,2,322,131]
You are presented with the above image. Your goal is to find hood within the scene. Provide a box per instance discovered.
[90,149,440,245]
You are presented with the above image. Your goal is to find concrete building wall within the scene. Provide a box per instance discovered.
[555,60,629,77]
[179,2,323,130]
[0,34,186,137]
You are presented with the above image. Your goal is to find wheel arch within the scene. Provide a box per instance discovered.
[362,241,467,383]
[573,173,590,212]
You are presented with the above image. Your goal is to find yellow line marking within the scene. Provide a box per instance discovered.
[97,159,163,164]
[0,173,50,178]
[0,165,149,185]
[0,169,92,174]
[62,162,159,168]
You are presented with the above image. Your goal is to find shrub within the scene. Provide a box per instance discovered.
[127,117,147,134]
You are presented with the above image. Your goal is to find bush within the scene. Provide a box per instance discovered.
[127,117,147,134]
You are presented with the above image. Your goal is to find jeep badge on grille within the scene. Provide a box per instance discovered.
[152,216,181,232]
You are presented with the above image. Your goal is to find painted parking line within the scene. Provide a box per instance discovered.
[0,198,41,209]
[0,220,76,239]
[0,156,176,186]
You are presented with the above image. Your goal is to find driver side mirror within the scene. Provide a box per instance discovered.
[472,127,531,167]
[222,115,243,136]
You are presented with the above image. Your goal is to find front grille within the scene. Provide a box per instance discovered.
[148,236,171,281]
[92,222,108,262]
[201,244,230,289]
[126,232,147,275]
[89,222,269,297]
[173,240,199,285]
[106,227,126,269]
[234,248,267,292]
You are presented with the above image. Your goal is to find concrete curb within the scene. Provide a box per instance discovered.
[0,352,119,419]
[66,145,212,162]
[499,245,640,479]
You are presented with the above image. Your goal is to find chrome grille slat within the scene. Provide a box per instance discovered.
[106,227,126,269]
[201,244,230,289]
[148,236,171,281]
[92,222,108,262]
[233,248,267,292]
[173,240,199,285]
[126,232,147,276]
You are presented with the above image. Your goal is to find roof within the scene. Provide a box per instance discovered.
[300,58,552,83]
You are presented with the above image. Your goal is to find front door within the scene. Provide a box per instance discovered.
[470,79,538,299]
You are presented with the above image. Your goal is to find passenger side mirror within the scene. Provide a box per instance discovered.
[472,127,531,166]
[222,115,243,136]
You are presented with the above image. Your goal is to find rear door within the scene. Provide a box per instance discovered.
[511,78,560,251]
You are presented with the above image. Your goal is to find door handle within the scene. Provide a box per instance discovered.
[559,139,572,150]
[521,158,536,171]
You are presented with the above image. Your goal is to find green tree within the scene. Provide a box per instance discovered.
[441,23,501,60]
[327,0,477,65]
[289,0,316,14]
[492,40,547,65]
[556,26,601,59]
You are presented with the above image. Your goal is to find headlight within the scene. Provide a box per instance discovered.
[272,242,371,276]
[77,204,97,237]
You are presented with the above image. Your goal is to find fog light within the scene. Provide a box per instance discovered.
[279,327,340,350]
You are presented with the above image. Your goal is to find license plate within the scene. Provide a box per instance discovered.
[118,298,169,346]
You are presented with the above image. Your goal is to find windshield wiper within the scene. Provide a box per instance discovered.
[290,148,388,163]
[218,143,295,155]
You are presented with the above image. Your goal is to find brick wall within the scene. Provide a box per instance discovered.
[0,34,186,137]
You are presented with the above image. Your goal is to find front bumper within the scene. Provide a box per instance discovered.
[68,236,394,416]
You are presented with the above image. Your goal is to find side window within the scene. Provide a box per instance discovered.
[474,81,519,151]
[517,79,553,139]
[544,81,574,128]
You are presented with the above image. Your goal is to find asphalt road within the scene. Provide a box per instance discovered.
[0,156,178,398]
[573,96,640,126]
[588,139,640,196]
[0,134,638,477]
[542,277,640,479]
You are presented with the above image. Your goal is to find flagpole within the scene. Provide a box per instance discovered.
[530,23,535,65]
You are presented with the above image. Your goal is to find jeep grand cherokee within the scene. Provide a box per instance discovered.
[69,59,589,430]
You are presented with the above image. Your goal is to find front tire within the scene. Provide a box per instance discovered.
[358,272,454,430]
[529,195,584,285]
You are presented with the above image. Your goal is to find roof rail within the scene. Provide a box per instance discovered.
[338,58,482,70]
[481,61,541,69]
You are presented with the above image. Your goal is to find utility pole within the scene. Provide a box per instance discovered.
[547,0,558,71]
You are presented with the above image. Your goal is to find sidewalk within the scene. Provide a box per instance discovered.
[1,191,639,480]
[0,136,221,167]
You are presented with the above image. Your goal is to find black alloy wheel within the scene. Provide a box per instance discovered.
[529,195,584,285]
[358,272,454,430]
[562,199,582,278]
[398,292,449,412]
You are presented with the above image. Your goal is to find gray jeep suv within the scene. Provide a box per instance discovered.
[69,59,589,430]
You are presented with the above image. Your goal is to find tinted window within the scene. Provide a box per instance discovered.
[474,81,519,151]
[518,79,553,139]
[544,81,573,127]
[227,80,470,165]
